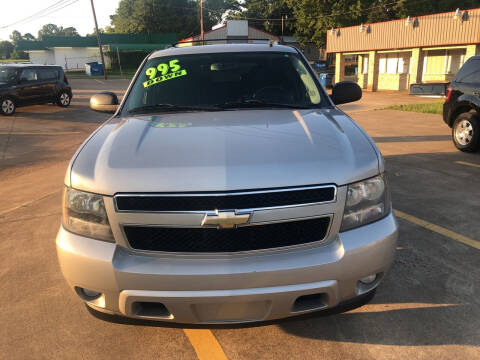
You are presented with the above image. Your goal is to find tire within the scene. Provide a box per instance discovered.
[1,97,16,116]
[57,91,71,107]
[452,112,480,152]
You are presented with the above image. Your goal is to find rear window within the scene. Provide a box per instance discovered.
[38,69,58,81]
[455,59,480,83]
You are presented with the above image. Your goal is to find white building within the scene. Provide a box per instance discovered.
[17,33,178,70]
[179,20,280,45]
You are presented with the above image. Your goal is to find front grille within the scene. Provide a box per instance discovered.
[123,217,331,253]
[115,186,335,212]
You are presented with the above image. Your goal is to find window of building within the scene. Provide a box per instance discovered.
[378,52,410,74]
[362,56,368,74]
[424,49,466,75]
[386,56,398,74]
[446,49,466,74]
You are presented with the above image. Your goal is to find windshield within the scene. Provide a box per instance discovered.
[126,51,326,113]
[0,68,19,83]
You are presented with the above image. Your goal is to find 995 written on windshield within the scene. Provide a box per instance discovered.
[143,59,188,88]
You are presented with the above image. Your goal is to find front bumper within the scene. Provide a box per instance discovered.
[56,212,398,324]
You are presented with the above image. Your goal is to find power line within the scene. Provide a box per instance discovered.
[0,0,69,29]
[0,0,79,30]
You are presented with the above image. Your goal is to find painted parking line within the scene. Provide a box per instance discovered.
[394,209,480,250]
[455,161,480,168]
[0,190,62,217]
[183,329,228,360]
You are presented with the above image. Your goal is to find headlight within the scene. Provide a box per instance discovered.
[340,174,390,232]
[62,187,114,242]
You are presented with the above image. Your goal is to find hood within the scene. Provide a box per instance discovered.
[70,109,380,195]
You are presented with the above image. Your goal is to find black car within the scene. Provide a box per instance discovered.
[443,56,480,152]
[0,64,72,116]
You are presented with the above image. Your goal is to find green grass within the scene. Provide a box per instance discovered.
[0,59,29,63]
[384,101,444,115]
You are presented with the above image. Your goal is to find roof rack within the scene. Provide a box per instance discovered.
[169,38,280,48]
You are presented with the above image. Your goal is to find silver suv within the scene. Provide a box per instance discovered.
[57,44,398,324]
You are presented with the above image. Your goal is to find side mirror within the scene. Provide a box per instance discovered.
[90,92,119,113]
[330,81,362,105]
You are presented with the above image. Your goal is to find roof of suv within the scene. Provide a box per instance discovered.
[150,43,298,59]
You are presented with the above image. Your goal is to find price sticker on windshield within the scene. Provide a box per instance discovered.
[143,59,187,88]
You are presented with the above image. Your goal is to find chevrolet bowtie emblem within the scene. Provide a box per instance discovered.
[202,210,251,229]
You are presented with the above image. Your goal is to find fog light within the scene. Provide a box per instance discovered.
[83,288,101,298]
[360,274,377,284]
[75,286,101,300]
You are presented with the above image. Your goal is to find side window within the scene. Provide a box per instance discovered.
[20,69,38,82]
[455,59,480,83]
[38,69,58,81]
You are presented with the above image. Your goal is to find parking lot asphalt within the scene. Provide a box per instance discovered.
[1,80,479,360]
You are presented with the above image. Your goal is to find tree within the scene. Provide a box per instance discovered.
[111,0,198,36]
[10,30,23,44]
[9,30,28,59]
[38,24,62,39]
[202,0,241,30]
[287,0,480,47]
[38,24,80,39]
[110,0,239,37]
[62,27,80,37]
[0,41,14,59]
[229,0,294,35]
[23,33,36,41]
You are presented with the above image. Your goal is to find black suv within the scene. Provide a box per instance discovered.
[0,64,72,116]
[443,56,480,152]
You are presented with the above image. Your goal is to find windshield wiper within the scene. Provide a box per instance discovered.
[128,104,221,114]
[216,99,312,110]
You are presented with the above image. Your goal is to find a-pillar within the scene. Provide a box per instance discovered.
[366,50,378,91]
[335,53,345,84]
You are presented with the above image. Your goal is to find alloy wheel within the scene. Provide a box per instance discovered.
[1,99,15,115]
[60,93,70,106]
[454,119,473,146]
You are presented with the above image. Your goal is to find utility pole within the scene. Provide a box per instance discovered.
[281,16,284,43]
[90,0,107,80]
[281,15,287,44]
[200,0,204,43]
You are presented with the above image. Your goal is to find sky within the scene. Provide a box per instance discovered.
[0,0,121,41]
